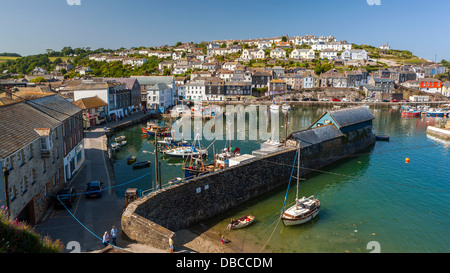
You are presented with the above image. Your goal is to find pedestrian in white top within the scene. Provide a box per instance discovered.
[102,231,109,247]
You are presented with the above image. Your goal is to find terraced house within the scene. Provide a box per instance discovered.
[0,94,84,225]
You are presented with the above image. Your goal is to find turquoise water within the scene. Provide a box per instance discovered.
[112,105,450,253]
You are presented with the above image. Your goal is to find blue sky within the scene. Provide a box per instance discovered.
[1,0,449,61]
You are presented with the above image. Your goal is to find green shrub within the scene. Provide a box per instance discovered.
[0,206,63,253]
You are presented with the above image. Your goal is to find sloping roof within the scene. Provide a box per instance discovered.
[324,107,375,128]
[74,82,109,91]
[26,94,82,122]
[72,96,108,110]
[288,124,344,148]
[131,76,174,87]
[0,102,60,158]
[103,77,139,90]
[148,83,171,91]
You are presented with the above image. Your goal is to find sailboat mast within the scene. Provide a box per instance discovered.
[296,146,300,206]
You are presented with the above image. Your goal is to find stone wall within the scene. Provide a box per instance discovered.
[121,126,376,249]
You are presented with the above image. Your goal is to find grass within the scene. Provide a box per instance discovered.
[49,56,70,62]
[0,56,20,63]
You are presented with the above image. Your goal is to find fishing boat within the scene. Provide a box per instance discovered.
[215,147,240,168]
[281,149,320,227]
[281,104,291,111]
[228,215,255,230]
[127,156,137,164]
[401,109,421,117]
[142,125,172,137]
[182,155,218,179]
[111,143,120,151]
[427,108,449,117]
[132,161,151,169]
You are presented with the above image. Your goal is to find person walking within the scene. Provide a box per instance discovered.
[102,231,110,247]
[169,236,174,253]
[111,225,118,246]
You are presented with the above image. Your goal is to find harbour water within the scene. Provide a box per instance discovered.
[112,105,450,253]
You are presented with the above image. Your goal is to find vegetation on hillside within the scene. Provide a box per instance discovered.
[0,206,63,253]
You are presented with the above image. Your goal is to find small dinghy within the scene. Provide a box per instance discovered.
[132,161,151,169]
[228,215,255,230]
[111,143,120,151]
[115,136,126,142]
[376,135,390,141]
[127,156,136,165]
[119,140,127,146]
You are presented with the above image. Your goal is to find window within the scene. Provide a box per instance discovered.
[18,150,24,166]
[22,176,28,194]
[31,169,37,185]
[41,138,48,150]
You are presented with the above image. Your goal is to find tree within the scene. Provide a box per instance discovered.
[281,36,287,42]
[30,76,47,83]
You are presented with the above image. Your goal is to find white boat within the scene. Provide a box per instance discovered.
[270,104,279,111]
[281,104,291,111]
[119,140,127,146]
[111,143,120,151]
[281,148,320,226]
[115,135,126,142]
[165,147,204,159]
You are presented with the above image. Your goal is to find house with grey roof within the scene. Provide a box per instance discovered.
[0,99,76,224]
[131,76,176,111]
[27,95,85,183]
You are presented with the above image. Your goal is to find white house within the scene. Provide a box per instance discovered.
[380,44,390,50]
[342,49,368,60]
[290,49,315,60]
[270,48,287,59]
[73,81,132,119]
[312,42,352,51]
[172,51,183,60]
[320,49,338,60]
[122,57,147,67]
[185,81,206,101]
[241,49,265,60]
[258,40,272,49]
[146,83,176,111]
[222,62,239,70]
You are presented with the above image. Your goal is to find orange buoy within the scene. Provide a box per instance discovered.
[405,158,410,163]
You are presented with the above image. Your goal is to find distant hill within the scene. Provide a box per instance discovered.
[0,53,22,57]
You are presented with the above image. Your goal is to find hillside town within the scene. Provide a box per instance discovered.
[0,34,449,245]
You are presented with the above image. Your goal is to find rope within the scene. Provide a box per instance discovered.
[56,171,153,251]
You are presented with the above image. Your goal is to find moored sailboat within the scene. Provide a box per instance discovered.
[280,148,320,226]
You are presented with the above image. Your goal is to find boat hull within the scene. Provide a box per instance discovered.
[281,207,320,226]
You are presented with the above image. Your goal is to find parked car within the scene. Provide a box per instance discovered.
[332,98,341,102]
[85,181,104,198]
[342,98,350,102]
[54,188,76,209]
[302,98,310,101]
[390,99,399,102]
[292,98,299,101]
[310,98,318,101]
[354,98,361,102]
